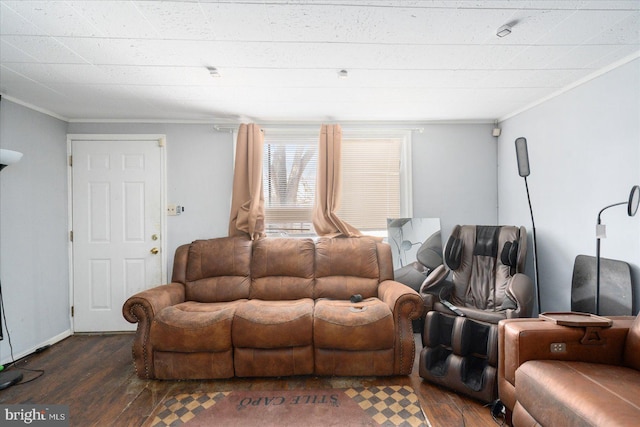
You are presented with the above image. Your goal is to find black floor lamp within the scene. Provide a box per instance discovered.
[0,148,24,390]
[515,137,541,313]
[595,185,640,315]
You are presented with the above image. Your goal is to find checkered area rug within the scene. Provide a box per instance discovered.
[345,386,427,427]
[148,392,230,426]
[147,386,428,427]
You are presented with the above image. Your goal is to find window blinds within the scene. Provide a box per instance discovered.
[262,135,317,233]
[262,132,402,234]
[338,138,401,230]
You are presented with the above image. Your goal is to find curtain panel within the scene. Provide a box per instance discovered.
[228,123,265,240]
[312,124,362,238]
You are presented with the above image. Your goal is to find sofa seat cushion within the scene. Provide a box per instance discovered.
[150,301,244,352]
[314,298,394,350]
[232,299,314,348]
[516,360,640,427]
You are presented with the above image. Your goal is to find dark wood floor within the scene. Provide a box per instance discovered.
[0,334,500,426]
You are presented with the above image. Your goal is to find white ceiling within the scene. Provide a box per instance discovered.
[1,1,639,123]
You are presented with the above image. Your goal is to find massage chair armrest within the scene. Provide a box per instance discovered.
[505,273,534,318]
[498,317,635,409]
[122,282,186,324]
[418,264,452,311]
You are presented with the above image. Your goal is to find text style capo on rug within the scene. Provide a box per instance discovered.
[147,386,429,427]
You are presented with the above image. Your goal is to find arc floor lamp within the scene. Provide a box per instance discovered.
[515,137,541,313]
[0,148,24,390]
[596,185,640,315]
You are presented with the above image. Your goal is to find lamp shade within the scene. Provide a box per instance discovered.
[0,149,23,170]
[628,185,640,216]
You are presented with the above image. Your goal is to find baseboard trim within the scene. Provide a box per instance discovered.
[1,329,72,365]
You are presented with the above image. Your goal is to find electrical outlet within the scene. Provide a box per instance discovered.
[550,343,566,353]
[167,204,177,216]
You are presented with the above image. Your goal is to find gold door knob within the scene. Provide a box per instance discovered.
[150,247,159,255]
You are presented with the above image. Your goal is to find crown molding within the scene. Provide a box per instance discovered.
[0,94,69,122]
[499,50,640,122]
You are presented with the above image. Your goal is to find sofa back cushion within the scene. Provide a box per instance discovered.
[250,238,315,300]
[315,237,380,299]
[184,236,252,302]
[624,314,640,370]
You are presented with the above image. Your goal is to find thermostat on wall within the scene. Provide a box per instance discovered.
[167,204,184,216]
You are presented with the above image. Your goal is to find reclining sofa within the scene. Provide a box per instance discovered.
[499,313,640,426]
[123,236,424,379]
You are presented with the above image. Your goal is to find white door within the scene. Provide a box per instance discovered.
[71,137,165,332]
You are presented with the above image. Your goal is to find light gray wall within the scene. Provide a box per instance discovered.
[67,122,501,271]
[66,122,235,277]
[412,123,498,239]
[498,58,640,315]
[0,100,70,363]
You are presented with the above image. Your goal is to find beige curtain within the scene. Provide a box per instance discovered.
[228,123,265,240]
[312,124,362,237]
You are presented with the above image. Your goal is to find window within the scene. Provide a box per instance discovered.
[262,132,318,235]
[262,128,411,236]
[338,136,403,231]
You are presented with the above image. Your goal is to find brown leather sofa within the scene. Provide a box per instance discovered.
[498,313,640,426]
[122,236,424,380]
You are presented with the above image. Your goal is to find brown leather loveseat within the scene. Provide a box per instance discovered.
[123,236,424,380]
[498,313,640,426]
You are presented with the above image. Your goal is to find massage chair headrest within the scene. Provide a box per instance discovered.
[443,236,463,270]
[501,241,519,268]
[443,226,520,272]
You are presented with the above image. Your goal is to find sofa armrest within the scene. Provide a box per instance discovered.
[122,283,185,378]
[498,316,635,411]
[378,279,424,320]
[378,279,425,374]
[123,282,186,323]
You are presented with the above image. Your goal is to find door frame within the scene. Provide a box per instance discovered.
[67,134,168,332]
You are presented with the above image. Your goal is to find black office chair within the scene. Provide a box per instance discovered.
[394,230,442,290]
